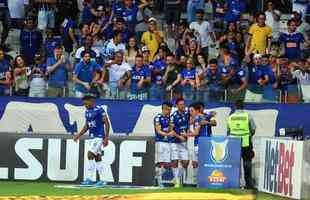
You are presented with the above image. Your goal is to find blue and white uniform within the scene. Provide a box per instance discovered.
[154,113,172,163]
[85,105,107,155]
[170,110,190,161]
[192,114,211,161]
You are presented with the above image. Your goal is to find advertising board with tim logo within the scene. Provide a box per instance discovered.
[198,137,241,189]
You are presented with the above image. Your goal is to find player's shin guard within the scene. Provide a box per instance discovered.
[172,167,179,183]
[192,167,198,184]
[178,167,184,184]
[157,167,164,186]
[96,161,105,181]
[87,159,96,180]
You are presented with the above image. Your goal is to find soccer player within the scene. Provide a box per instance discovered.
[170,98,190,187]
[153,101,173,187]
[73,95,110,187]
[187,103,212,183]
[196,102,217,135]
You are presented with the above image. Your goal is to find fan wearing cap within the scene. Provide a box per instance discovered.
[141,17,164,61]
[244,54,270,103]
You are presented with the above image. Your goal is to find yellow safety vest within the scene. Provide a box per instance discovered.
[228,112,250,147]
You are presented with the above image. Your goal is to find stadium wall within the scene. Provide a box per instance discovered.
[0,97,309,137]
[0,133,155,185]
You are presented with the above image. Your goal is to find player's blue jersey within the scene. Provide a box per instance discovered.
[85,105,106,138]
[170,110,190,143]
[153,113,172,142]
[204,111,214,135]
[193,114,210,146]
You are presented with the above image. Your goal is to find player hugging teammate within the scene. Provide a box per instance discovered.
[154,98,217,188]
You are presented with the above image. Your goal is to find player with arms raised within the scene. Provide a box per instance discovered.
[73,95,110,187]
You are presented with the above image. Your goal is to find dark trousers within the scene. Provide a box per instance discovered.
[241,146,254,188]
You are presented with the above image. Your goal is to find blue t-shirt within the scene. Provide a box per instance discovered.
[85,105,106,138]
[213,2,225,19]
[74,61,101,93]
[130,65,151,93]
[262,65,276,84]
[222,66,246,85]
[62,18,77,38]
[20,29,43,62]
[31,63,47,78]
[224,0,246,22]
[193,114,210,146]
[113,2,138,25]
[44,37,62,58]
[206,67,223,86]
[81,6,94,24]
[170,110,190,143]
[150,58,166,84]
[154,113,172,142]
[46,57,68,87]
[247,64,266,85]
[181,68,196,80]
[0,59,10,90]
[279,32,305,59]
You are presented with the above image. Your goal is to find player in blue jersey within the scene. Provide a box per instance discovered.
[170,98,191,187]
[188,103,214,183]
[73,95,110,187]
[153,101,173,187]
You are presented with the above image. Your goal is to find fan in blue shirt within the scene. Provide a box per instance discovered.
[224,0,246,22]
[44,29,62,59]
[20,17,43,64]
[0,49,11,95]
[279,19,305,60]
[73,51,102,96]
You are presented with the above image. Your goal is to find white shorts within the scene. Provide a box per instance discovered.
[156,142,171,163]
[89,138,103,156]
[171,142,189,161]
[192,146,199,162]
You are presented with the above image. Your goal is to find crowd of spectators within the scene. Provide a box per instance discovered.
[0,0,310,103]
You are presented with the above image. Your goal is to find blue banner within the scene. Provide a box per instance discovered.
[198,137,241,189]
[0,96,309,137]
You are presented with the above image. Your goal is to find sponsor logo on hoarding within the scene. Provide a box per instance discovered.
[0,135,155,185]
[263,140,295,197]
[208,170,227,183]
[210,140,228,163]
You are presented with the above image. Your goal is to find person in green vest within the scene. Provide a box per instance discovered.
[227,100,256,189]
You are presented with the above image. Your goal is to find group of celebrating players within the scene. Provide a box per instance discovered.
[154,98,217,187]
[73,95,217,187]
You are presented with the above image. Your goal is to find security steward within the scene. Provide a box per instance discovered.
[227,100,255,189]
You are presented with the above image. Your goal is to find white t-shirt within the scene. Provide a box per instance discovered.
[8,0,25,19]
[103,39,126,60]
[292,70,310,85]
[190,21,213,48]
[265,10,281,38]
[109,62,132,82]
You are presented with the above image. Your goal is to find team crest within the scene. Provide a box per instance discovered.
[210,139,228,163]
